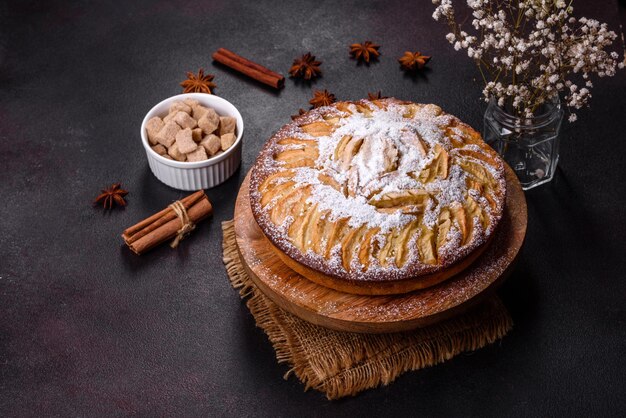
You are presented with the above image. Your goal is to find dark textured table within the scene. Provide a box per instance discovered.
[2,1,626,416]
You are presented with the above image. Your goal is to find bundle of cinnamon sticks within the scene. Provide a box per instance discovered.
[212,48,285,89]
[122,190,212,255]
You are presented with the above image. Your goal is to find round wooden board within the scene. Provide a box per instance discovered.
[234,165,527,334]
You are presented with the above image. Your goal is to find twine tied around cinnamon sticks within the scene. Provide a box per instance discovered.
[168,200,196,248]
[122,190,212,255]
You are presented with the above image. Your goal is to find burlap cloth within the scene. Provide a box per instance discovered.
[222,220,512,399]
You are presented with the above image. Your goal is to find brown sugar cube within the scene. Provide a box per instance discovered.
[167,142,186,162]
[163,111,176,124]
[219,116,237,136]
[183,98,199,108]
[151,144,167,156]
[162,154,173,160]
[186,145,208,162]
[191,128,203,142]
[172,111,197,129]
[175,128,198,154]
[191,104,209,121]
[200,134,221,156]
[145,116,164,145]
[198,108,220,134]
[155,121,181,147]
[169,101,192,115]
[220,133,236,151]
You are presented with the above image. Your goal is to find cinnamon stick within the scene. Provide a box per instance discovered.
[123,191,205,244]
[216,48,284,80]
[212,48,285,89]
[122,191,213,255]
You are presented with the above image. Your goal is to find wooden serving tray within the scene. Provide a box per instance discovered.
[233,165,527,333]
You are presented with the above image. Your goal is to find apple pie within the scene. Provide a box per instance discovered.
[250,98,506,294]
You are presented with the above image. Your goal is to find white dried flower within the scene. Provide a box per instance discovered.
[431,0,624,122]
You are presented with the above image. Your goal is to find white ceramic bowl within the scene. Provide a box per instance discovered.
[140,93,244,190]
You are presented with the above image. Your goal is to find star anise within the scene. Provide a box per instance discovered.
[289,53,322,80]
[368,91,388,100]
[398,51,431,72]
[309,90,336,108]
[180,68,216,94]
[350,41,380,63]
[291,108,307,120]
[94,183,128,210]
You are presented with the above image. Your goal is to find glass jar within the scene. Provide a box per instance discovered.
[483,97,563,190]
